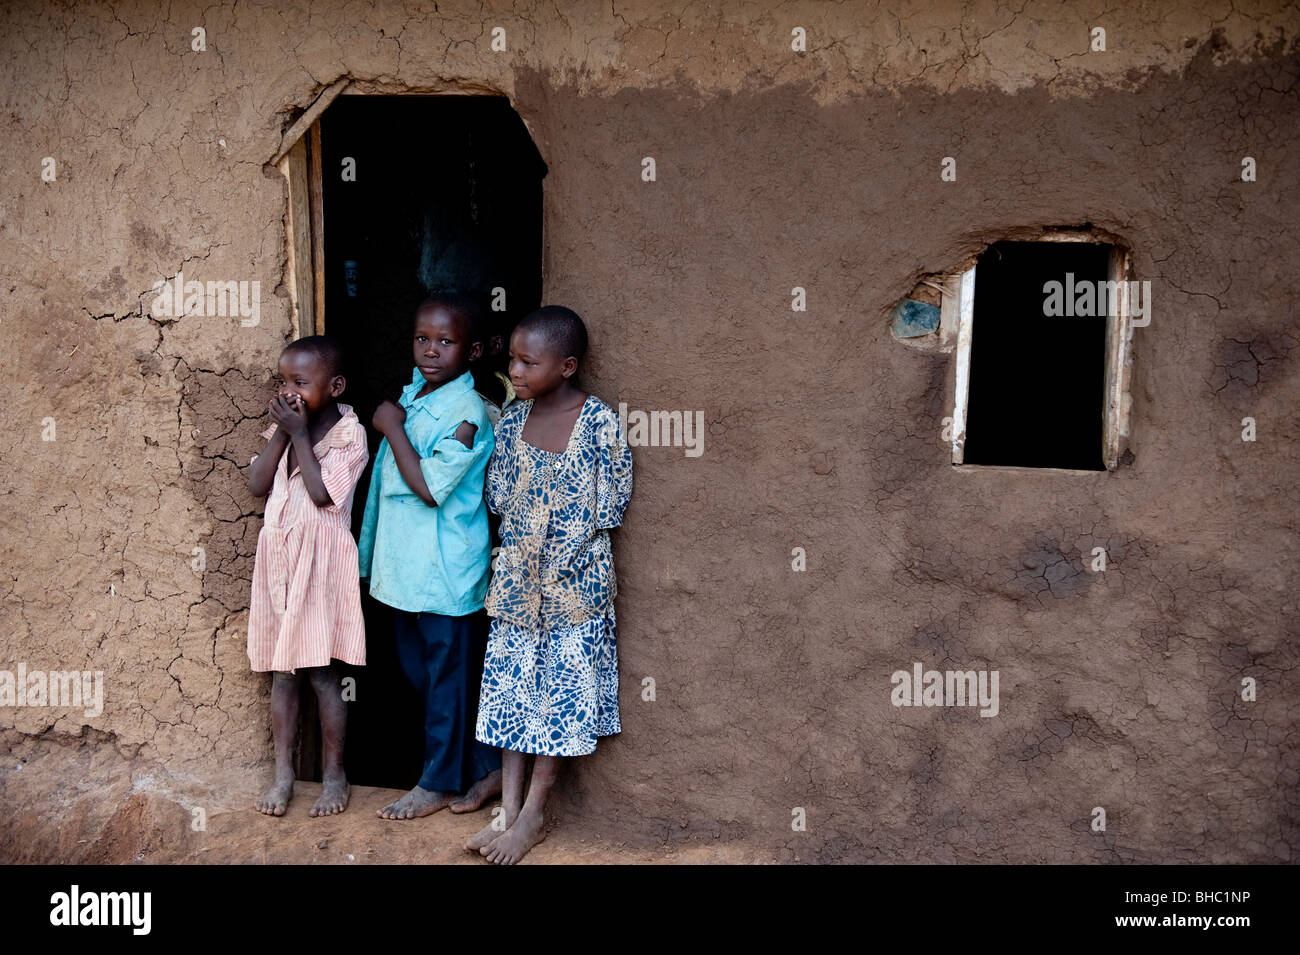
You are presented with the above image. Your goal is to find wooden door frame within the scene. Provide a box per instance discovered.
[273,79,350,337]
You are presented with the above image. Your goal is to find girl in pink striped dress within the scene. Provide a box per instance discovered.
[246,336,369,819]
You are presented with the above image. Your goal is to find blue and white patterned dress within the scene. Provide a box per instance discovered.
[475,395,633,756]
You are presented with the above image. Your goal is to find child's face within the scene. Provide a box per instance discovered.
[507,325,576,401]
[414,305,481,389]
[275,349,342,416]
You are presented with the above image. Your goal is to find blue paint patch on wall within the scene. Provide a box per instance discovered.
[891,299,941,338]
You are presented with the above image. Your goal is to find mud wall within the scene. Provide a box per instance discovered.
[1,0,1297,862]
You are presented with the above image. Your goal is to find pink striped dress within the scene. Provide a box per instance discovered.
[247,405,369,673]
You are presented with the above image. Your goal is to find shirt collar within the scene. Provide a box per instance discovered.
[400,367,476,417]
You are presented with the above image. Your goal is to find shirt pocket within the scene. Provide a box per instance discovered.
[378,496,441,599]
[379,447,424,504]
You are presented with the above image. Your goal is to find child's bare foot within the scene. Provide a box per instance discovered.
[449,769,502,813]
[465,799,517,852]
[310,770,350,817]
[376,785,454,820]
[482,807,546,864]
[255,768,295,816]
[465,820,501,852]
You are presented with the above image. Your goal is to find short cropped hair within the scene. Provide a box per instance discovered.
[283,334,345,379]
[417,291,486,342]
[516,305,588,362]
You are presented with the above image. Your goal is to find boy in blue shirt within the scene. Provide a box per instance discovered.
[358,293,501,818]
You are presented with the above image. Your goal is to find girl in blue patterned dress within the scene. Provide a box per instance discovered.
[468,306,633,864]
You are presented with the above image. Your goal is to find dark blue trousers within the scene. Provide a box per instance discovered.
[392,609,500,793]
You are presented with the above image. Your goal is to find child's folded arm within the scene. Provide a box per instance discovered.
[289,434,335,508]
[594,423,634,530]
[382,421,438,506]
[246,426,289,498]
[419,425,489,506]
[484,437,505,516]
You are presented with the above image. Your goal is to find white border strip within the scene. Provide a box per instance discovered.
[951,266,976,464]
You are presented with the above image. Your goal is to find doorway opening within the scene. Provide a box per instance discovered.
[285,94,546,787]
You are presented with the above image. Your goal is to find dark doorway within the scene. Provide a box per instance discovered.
[963,241,1109,471]
[307,95,545,788]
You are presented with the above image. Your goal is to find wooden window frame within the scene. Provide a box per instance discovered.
[944,232,1137,472]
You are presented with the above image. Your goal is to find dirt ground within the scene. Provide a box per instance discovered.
[0,733,763,864]
[2,0,1298,863]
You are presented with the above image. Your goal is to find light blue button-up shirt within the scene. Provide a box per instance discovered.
[357,368,493,615]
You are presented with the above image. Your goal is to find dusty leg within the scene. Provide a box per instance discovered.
[307,665,350,817]
[466,750,525,851]
[254,671,300,816]
[379,611,458,820]
[449,767,502,813]
[483,754,560,864]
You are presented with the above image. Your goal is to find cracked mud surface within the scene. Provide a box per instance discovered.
[1,1,1298,862]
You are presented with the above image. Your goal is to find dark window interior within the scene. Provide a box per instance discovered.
[962,241,1109,471]
[296,95,545,788]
